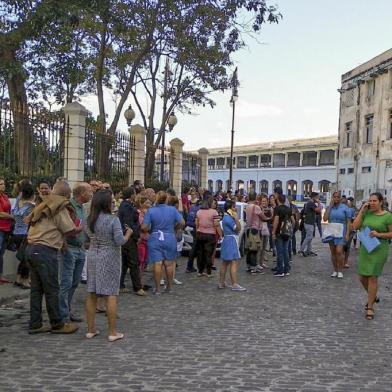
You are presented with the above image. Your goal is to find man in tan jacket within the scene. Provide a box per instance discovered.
[27,180,80,334]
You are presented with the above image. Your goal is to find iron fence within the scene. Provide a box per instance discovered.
[0,100,65,192]
[84,121,135,193]
[182,152,201,187]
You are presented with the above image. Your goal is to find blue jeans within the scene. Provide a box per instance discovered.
[59,246,85,322]
[27,244,63,330]
[0,231,7,276]
[276,237,290,274]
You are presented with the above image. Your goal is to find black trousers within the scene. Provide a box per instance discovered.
[14,235,29,279]
[26,244,63,330]
[120,241,142,291]
[195,233,216,275]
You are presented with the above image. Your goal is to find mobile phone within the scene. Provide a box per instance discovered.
[124,224,130,230]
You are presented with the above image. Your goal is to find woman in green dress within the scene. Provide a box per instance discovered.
[352,192,392,320]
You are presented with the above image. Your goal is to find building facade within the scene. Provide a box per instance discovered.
[337,48,392,205]
[207,136,338,200]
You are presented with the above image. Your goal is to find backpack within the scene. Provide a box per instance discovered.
[279,215,293,240]
[186,204,200,228]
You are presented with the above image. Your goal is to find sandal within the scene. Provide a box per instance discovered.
[108,332,124,342]
[364,297,380,310]
[86,330,100,339]
[365,308,374,320]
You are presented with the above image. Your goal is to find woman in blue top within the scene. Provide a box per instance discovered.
[323,191,352,279]
[11,181,35,289]
[219,200,246,291]
[141,191,184,294]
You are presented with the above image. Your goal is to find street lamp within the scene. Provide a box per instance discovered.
[229,67,239,192]
[160,112,178,181]
[124,104,136,127]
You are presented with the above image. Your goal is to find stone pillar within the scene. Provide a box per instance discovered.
[63,102,88,187]
[316,150,320,166]
[198,147,209,189]
[170,138,184,196]
[299,152,303,167]
[129,124,146,185]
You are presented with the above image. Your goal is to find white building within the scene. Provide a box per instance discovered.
[337,48,392,205]
[207,136,338,201]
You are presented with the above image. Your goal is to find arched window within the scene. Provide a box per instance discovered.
[249,180,256,193]
[318,180,331,193]
[259,180,269,194]
[302,180,313,197]
[236,180,244,190]
[273,180,282,191]
[225,180,230,191]
[208,180,213,193]
[216,179,223,191]
[287,180,297,198]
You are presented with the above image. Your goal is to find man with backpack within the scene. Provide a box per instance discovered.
[272,194,294,277]
[185,200,201,273]
[299,192,322,257]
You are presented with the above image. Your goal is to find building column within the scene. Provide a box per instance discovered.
[170,138,184,196]
[299,152,303,167]
[284,153,288,167]
[198,147,209,189]
[316,150,320,166]
[129,124,146,185]
[63,102,88,187]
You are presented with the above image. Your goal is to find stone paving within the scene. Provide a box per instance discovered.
[1,237,392,391]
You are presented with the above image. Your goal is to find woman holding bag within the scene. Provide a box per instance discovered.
[352,192,392,320]
[323,191,352,279]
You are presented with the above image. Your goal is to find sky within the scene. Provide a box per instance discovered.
[81,0,392,151]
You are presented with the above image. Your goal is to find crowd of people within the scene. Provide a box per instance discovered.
[1,176,392,341]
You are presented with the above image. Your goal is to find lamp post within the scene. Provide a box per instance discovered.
[124,104,136,127]
[229,67,239,192]
[160,112,178,182]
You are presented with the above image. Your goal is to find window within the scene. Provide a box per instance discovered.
[216,180,223,190]
[302,180,313,197]
[389,110,392,139]
[287,152,300,166]
[287,180,297,197]
[318,180,330,193]
[367,79,375,97]
[216,157,225,169]
[273,180,282,190]
[339,168,346,174]
[248,155,258,168]
[237,156,247,168]
[226,157,235,169]
[302,151,317,166]
[273,153,285,168]
[208,180,213,192]
[365,115,374,144]
[362,166,371,173]
[348,168,354,174]
[319,150,335,166]
[260,154,271,167]
[259,180,269,194]
[344,89,354,107]
[344,122,353,147]
[208,158,215,170]
[249,180,256,192]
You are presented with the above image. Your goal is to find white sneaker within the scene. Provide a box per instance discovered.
[337,272,343,279]
[330,271,338,278]
[173,278,182,285]
[160,279,165,286]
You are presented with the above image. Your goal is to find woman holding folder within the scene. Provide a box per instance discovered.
[352,192,392,320]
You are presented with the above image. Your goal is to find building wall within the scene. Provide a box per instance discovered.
[337,48,392,205]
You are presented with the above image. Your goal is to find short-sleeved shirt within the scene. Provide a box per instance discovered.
[66,197,86,248]
[28,208,75,250]
[274,205,292,236]
[143,204,182,234]
[11,198,34,236]
[0,193,12,232]
[246,203,263,230]
[222,214,237,236]
[328,203,352,225]
[196,208,219,235]
[304,200,318,225]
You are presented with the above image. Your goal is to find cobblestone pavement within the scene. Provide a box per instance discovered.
[1,238,392,392]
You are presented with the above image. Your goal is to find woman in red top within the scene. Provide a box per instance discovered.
[0,178,13,282]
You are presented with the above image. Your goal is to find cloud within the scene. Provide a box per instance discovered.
[236,100,283,118]
[303,106,321,114]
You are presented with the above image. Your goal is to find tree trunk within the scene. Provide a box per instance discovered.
[3,46,32,176]
[145,128,157,182]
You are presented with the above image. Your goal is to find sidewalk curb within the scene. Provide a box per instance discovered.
[0,287,30,306]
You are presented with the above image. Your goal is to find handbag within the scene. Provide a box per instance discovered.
[16,237,28,262]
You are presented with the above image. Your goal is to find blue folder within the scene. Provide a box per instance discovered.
[358,227,381,253]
